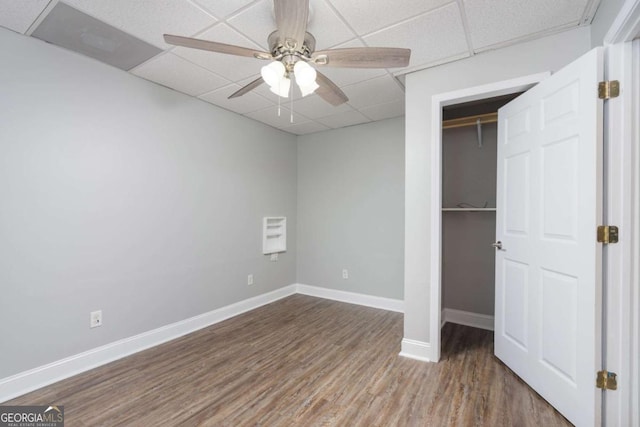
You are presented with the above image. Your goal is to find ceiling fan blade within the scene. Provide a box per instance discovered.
[228,77,264,99]
[312,47,411,68]
[164,34,272,59]
[273,0,309,51]
[315,71,348,106]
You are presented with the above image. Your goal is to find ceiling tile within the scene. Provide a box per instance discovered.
[364,3,469,72]
[341,75,405,110]
[0,0,49,34]
[282,120,330,135]
[131,52,230,96]
[199,83,273,114]
[246,105,311,129]
[316,110,370,129]
[360,99,405,121]
[227,0,274,50]
[191,0,256,19]
[315,67,388,91]
[64,0,217,48]
[306,0,356,49]
[172,23,267,82]
[463,0,589,50]
[326,0,451,35]
[288,93,353,119]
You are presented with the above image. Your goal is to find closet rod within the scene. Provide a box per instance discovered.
[442,112,497,130]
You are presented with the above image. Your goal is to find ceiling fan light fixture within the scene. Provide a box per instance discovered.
[269,75,291,98]
[164,0,411,108]
[261,61,286,88]
[293,60,316,86]
[299,81,319,97]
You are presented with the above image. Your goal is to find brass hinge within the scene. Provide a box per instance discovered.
[596,370,618,390]
[598,80,620,99]
[597,225,619,244]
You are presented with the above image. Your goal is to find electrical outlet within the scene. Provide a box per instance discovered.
[248,274,254,286]
[342,269,349,279]
[270,253,278,261]
[90,310,102,328]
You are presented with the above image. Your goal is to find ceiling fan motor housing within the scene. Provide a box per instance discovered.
[268,31,315,62]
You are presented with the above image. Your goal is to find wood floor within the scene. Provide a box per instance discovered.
[5,295,572,426]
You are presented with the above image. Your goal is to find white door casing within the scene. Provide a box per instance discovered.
[494,48,603,426]
[426,73,549,364]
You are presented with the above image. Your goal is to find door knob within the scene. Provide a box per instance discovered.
[492,241,503,250]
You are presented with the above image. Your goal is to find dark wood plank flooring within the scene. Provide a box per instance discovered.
[4,294,572,426]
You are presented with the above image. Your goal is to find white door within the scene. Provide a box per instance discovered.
[495,48,603,426]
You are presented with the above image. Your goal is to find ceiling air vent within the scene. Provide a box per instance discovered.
[31,2,161,71]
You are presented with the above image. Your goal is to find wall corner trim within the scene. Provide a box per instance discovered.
[399,339,433,362]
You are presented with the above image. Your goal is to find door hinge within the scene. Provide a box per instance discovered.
[598,80,620,99]
[597,225,619,244]
[596,370,618,390]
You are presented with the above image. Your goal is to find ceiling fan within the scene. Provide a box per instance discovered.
[163,0,411,106]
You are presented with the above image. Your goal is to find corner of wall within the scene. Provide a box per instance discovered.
[399,339,433,362]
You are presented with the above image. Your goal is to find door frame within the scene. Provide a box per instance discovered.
[428,72,549,362]
[632,38,640,427]
[602,0,640,424]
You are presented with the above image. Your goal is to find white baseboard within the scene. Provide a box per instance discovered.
[0,285,297,403]
[295,284,404,313]
[400,309,494,363]
[0,284,405,402]
[399,339,433,362]
[442,308,494,331]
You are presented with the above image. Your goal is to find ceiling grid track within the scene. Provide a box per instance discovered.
[455,0,477,57]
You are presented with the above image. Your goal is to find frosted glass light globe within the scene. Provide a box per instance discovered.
[269,76,291,98]
[293,61,317,87]
[261,61,285,88]
[299,81,319,97]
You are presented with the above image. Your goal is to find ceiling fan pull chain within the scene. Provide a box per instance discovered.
[290,88,294,123]
[277,86,281,117]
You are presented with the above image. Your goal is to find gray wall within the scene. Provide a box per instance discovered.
[442,125,497,316]
[591,0,627,46]
[0,28,297,379]
[297,118,405,300]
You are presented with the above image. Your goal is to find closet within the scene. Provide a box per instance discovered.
[440,94,521,328]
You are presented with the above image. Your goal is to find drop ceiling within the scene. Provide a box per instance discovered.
[1,0,599,135]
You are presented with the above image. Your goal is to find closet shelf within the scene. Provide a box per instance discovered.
[442,208,496,212]
[442,112,497,129]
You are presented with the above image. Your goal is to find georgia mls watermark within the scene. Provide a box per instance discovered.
[0,406,64,427]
